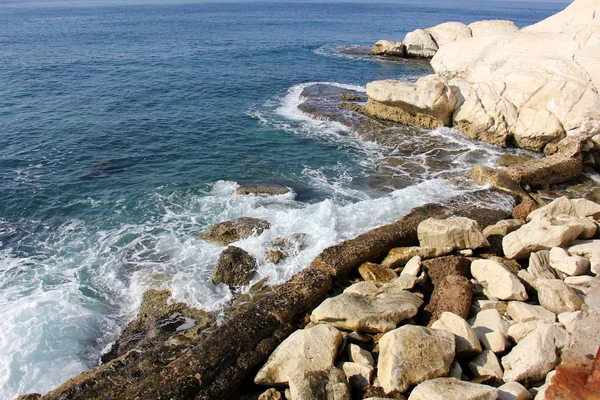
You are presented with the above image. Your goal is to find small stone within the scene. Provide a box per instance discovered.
[472,300,508,315]
[402,256,422,276]
[348,343,375,366]
[347,331,372,344]
[498,381,532,400]
[471,259,528,301]
[534,279,583,314]
[408,378,499,400]
[468,350,504,379]
[528,250,560,280]
[501,324,570,384]
[431,312,482,358]
[484,219,526,237]
[338,361,374,389]
[378,325,455,393]
[567,239,600,275]
[198,217,271,246]
[418,217,489,250]
[382,246,453,269]
[506,302,556,323]
[513,198,538,221]
[507,321,548,343]
[267,249,286,264]
[212,246,257,287]
[258,388,282,400]
[557,311,581,333]
[289,366,351,400]
[458,249,474,256]
[449,362,463,379]
[563,275,594,287]
[358,262,397,282]
[471,309,510,353]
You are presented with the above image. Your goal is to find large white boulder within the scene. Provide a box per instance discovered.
[468,20,519,37]
[527,197,600,221]
[310,287,422,333]
[403,29,438,57]
[378,325,455,393]
[425,21,472,48]
[365,0,600,151]
[255,324,343,386]
[471,259,528,300]
[502,324,570,384]
[503,217,585,259]
[408,378,499,400]
[418,217,489,250]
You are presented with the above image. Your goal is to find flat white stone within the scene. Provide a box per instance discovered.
[498,381,533,400]
[471,259,528,301]
[347,344,375,366]
[431,312,482,358]
[506,301,556,323]
[468,350,504,379]
[534,279,583,314]
[549,247,590,276]
[408,378,499,400]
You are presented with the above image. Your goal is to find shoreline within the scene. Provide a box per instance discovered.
[13,1,600,399]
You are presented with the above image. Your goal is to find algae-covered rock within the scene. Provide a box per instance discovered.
[198,217,271,246]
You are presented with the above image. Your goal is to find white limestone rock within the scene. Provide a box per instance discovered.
[471,259,528,301]
[468,19,519,37]
[338,361,373,389]
[347,343,374,367]
[470,309,511,353]
[567,239,600,275]
[527,197,600,222]
[564,275,594,287]
[431,312,482,358]
[408,378,499,400]
[502,324,570,384]
[377,325,455,393]
[418,217,489,250]
[557,311,581,333]
[371,40,405,57]
[472,300,508,315]
[506,301,556,323]
[310,288,422,333]
[507,321,549,343]
[503,218,585,259]
[425,21,472,48]
[498,381,533,400]
[549,247,590,276]
[402,256,422,276]
[255,324,343,386]
[483,219,525,237]
[468,350,504,379]
[533,279,583,314]
[403,29,438,57]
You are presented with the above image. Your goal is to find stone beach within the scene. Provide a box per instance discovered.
[16,1,600,399]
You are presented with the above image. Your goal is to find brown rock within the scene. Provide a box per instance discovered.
[547,348,600,400]
[198,217,271,246]
[503,151,584,189]
[497,154,534,167]
[236,181,291,196]
[101,289,214,363]
[15,395,42,400]
[424,275,473,325]
[258,388,282,400]
[512,198,538,220]
[267,249,285,264]
[41,268,332,400]
[422,256,471,286]
[212,246,257,287]
[358,262,397,282]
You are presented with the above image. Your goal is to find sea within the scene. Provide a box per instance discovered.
[0,0,568,397]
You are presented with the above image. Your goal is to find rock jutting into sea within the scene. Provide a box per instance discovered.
[365,0,600,156]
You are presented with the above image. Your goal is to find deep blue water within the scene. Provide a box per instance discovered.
[0,1,568,397]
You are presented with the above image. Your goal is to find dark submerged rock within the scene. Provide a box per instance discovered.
[236,181,291,196]
[212,246,258,287]
[198,217,271,246]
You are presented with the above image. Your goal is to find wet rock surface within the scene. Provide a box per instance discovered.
[236,181,291,196]
[198,217,271,246]
[212,246,258,287]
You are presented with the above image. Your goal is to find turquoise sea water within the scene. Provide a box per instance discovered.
[0,1,567,397]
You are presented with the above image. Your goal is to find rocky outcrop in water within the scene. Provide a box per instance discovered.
[198,217,271,246]
[365,0,600,154]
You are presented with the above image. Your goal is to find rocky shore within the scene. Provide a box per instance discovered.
[16,1,600,400]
